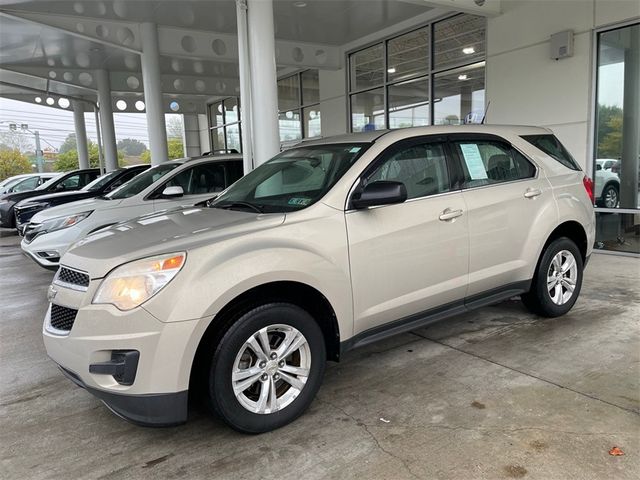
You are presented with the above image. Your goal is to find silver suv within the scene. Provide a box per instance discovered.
[43,126,595,432]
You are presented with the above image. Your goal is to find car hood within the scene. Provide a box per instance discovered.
[17,190,97,208]
[0,189,53,204]
[30,197,123,222]
[62,207,286,277]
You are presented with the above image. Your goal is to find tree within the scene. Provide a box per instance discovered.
[53,141,124,171]
[0,130,34,153]
[139,138,185,163]
[166,115,184,139]
[0,148,33,181]
[58,133,77,154]
[596,104,623,159]
[117,138,148,156]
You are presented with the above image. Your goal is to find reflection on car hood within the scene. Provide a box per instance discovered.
[30,197,122,222]
[62,207,286,277]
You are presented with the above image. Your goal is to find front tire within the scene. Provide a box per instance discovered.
[522,237,583,317]
[207,303,326,433]
[598,183,619,208]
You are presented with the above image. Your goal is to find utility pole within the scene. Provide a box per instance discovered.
[34,131,44,173]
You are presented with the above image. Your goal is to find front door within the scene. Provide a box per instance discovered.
[346,139,469,335]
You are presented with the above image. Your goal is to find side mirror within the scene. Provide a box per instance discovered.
[161,186,184,198]
[55,183,66,191]
[351,181,408,210]
[596,164,602,171]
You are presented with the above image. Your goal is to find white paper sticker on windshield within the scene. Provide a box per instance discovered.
[459,143,488,180]
[349,147,361,153]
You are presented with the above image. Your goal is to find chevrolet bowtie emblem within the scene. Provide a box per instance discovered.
[47,285,58,302]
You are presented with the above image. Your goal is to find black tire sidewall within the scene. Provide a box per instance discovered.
[209,303,326,433]
[531,237,583,317]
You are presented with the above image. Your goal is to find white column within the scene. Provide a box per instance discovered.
[182,114,201,157]
[236,0,254,173]
[140,22,169,166]
[95,69,118,172]
[72,100,90,169]
[247,0,279,166]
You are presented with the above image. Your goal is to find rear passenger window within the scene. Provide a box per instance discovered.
[521,134,580,171]
[367,143,450,200]
[453,141,535,188]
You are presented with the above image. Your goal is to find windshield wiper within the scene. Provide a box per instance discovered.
[215,201,263,213]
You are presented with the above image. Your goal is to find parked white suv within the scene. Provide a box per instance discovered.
[43,126,594,432]
[594,159,620,208]
[22,155,243,269]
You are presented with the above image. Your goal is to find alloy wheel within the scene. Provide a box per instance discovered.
[231,324,311,414]
[546,250,578,305]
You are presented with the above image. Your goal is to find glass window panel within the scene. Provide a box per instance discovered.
[349,44,384,91]
[350,88,386,132]
[388,77,430,129]
[594,23,640,210]
[210,102,224,127]
[303,107,321,138]
[387,28,429,82]
[434,63,485,125]
[301,70,320,105]
[595,212,640,254]
[278,75,300,111]
[279,110,302,142]
[225,123,241,152]
[211,127,225,151]
[224,97,239,124]
[368,143,450,199]
[434,14,486,70]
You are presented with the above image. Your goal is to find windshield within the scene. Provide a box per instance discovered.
[107,163,180,199]
[212,143,370,213]
[82,170,122,192]
[35,173,65,191]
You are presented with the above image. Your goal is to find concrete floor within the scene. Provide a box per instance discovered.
[1,229,638,480]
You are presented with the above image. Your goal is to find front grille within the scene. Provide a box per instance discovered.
[50,304,78,331]
[57,267,90,288]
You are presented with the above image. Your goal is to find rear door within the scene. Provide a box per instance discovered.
[449,134,555,296]
[346,137,469,334]
[151,162,228,211]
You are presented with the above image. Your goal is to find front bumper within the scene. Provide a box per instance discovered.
[20,225,83,268]
[43,299,202,427]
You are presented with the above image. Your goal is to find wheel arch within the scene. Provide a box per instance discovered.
[189,281,341,395]
[542,221,588,263]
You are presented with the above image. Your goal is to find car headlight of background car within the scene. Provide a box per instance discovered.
[38,211,93,234]
[93,252,186,311]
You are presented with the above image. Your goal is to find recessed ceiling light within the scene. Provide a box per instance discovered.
[387,67,396,73]
[462,47,475,55]
[35,97,42,103]
[293,1,307,7]
[458,74,468,80]
[46,97,55,105]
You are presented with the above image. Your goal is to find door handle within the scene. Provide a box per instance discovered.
[524,188,542,199]
[439,208,464,221]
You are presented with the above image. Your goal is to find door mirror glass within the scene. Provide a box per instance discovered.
[596,163,602,171]
[161,186,184,198]
[351,181,407,209]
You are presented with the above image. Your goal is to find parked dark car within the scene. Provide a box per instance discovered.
[0,168,100,228]
[15,165,150,232]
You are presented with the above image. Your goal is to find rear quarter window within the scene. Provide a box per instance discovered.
[521,134,581,171]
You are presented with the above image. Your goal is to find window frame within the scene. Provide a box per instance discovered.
[278,69,321,141]
[446,133,539,191]
[347,135,458,210]
[207,97,242,153]
[346,13,487,132]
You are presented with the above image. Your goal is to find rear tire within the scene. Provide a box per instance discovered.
[522,237,583,317]
[207,303,326,433]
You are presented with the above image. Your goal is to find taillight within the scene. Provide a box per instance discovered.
[583,176,594,203]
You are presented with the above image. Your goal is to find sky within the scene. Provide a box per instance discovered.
[0,97,182,152]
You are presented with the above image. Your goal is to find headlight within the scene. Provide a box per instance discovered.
[93,252,186,311]
[39,211,92,233]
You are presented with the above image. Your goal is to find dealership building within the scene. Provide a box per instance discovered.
[0,0,638,255]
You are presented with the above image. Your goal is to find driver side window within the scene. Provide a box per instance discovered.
[368,143,451,200]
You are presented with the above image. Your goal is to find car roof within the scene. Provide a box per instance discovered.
[178,153,243,165]
[299,125,553,147]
